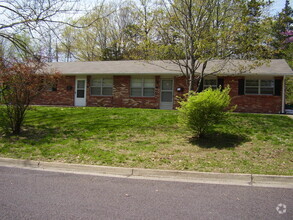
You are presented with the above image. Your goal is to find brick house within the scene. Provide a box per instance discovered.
[34,59,293,113]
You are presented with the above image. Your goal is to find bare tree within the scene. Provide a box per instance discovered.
[0,0,104,58]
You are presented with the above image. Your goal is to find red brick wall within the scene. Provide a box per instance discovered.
[33,74,283,113]
[173,76,189,109]
[86,76,113,107]
[224,76,283,113]
[86,75,160,109]
[32,76,75,106]
[172,75,283,113]
[115,75,160,109]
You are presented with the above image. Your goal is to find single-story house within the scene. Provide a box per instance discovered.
[33,59,293,114]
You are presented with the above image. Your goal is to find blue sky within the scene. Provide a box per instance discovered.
[81,0,293,15]
[270,0,293,15]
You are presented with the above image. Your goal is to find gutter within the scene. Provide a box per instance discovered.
[0,157,292,189]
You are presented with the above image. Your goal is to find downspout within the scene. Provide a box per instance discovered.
[282,75,286,114]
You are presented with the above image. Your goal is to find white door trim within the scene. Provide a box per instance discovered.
[75,76,87,107]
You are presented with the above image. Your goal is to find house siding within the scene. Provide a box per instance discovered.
[33,74,283,113]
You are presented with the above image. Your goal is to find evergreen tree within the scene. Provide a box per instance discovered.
[271,0,293,60]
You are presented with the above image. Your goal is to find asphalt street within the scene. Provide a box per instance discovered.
[0,166,292,220]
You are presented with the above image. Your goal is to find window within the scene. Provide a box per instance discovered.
[47,84,57,92]
[90,77,113,96]
[245,79,274,95]
[131,77,155,97]
[203,78,217,90]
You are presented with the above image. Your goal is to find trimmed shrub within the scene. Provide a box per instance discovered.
[178,87,234,138]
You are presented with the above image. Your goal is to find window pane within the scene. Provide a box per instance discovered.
[204,79,217,86]
[144,78,155,88]
[131,88,142,96]
[260,88,274,95]
[161,91,173,102]
[162,80,173,90]
[77,80,85,89]
[91,78,101,87]
[245,87,258,94]
[143,88,155,97]
[246,80,258,87]
[261,80,274,87]
[102,78,113,87]
[102,87,112,96]
[77,90,85,98]
[91,87,101,95]
[131,78,142,88]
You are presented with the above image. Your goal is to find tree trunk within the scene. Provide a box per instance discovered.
[188,73,195,92]
[12,124,21,135]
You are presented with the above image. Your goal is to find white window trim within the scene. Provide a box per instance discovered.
[130,77,155,97]
[245,79,274,95]
[90,77,113,96]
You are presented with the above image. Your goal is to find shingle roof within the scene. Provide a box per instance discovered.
[47,59,293,76]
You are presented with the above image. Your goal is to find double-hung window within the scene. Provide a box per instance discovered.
[203,78,217,90]
[245,79,274,95]
[90,77,113,96]
[131,77,155,97]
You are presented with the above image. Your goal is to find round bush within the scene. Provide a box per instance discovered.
[178,87,234,138]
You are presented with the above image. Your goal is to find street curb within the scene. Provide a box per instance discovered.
[0,157,292,188]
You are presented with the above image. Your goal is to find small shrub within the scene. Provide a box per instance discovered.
[178,87,234,138]
[286,76,293,105]
[0,60,60,135]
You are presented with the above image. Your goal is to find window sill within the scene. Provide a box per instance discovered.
[90,95,113,97]
[130,96,156,98]
[244,94,275,96]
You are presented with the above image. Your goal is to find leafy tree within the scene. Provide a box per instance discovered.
[178,87,233,138]
[0,60,60,135]
[154,0,273,92]
[59,3,123,61]
[0,33,34,60]
[59,26,76,62]
[270,0,293,105]
[271,0,293,61]
[58,0,160,61]
[286,77,293,105]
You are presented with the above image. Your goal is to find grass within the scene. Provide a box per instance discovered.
[0,106,292,175]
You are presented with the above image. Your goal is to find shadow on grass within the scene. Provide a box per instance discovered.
[189,132,250,149]
[0,125,64,145]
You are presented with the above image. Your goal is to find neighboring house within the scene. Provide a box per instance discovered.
[33,59,293,114]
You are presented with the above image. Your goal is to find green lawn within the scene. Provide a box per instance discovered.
[0,106,292,175]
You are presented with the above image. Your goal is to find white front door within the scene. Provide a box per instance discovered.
[75,77,87,106]
[160,79,174,110]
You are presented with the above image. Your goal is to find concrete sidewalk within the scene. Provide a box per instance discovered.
[0,157,292,189]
